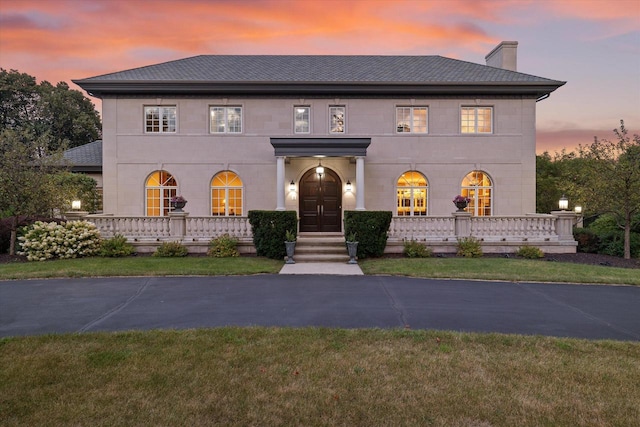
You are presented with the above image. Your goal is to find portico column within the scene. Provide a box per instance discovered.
[276,156,286,211]
[355,156,365,211]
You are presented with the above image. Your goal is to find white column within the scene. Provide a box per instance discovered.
[355,156,365,211]
[276,156,285,211]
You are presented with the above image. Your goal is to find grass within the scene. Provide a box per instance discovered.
[1,328,639,426]
[360,257,640,286]
[0,255,638,285]
[0,256,283,280]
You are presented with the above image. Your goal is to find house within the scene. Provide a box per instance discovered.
[73,41,576,253]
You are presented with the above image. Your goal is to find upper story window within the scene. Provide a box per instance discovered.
[145,106,176,133]
[294,106,310,134]
[461,107,493,134]
[396,107,428,133]
[329,106,346,134]
[396,171,428,216]
[210,106,242,133]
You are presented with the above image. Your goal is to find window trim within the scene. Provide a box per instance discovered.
[144,106,177,134]
[294,106,311,134]
[329,105,346,134]
[460,106,493,134]
[209,105,243,134]
[395,106,428,134]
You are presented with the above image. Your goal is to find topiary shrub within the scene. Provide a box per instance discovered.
[248,210,298,260]
[343,211,392,258]
[18,220,101,261]
[403,240,433,258]
[153,241,188,257]
[100,234,135,257]
[516,245,544,259]
[456,236,483,258]
[207,234,239,258]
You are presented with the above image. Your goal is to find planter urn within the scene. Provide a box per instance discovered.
[285,241,296,264]
[346,241,358,264]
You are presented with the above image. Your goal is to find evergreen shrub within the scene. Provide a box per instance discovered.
[403,240,433,258]
[343,211,392,258]
[153,241,188,257]
[515,245,544,259]
[207,234,240,258]
[456,236,483,258]
[248,210,298,260]
[100,234,135,257]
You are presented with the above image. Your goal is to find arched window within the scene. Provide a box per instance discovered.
[145,170,177,216]
[396,171,428,216]
[461,171,493,216]
[211,171,243,216]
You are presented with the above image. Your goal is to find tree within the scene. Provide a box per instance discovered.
[0,69,101,152]
[577,120,640,259]
[0,129,69,254]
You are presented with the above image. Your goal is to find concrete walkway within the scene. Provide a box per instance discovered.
[279,262,363,275]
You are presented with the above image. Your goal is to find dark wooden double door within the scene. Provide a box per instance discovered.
[299,167,342,232]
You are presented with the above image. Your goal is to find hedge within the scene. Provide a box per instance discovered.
[248,210,298,260]
[343,211,392,258]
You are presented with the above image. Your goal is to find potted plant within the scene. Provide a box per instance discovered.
[284,229,296,264]
[170,195,187,212]
[345,231,358,264]
[453,195,470,212]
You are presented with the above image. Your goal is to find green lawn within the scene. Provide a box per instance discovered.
[1,255,638,285]
[2,328,638,426]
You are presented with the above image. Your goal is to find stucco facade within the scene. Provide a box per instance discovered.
[75,41,564,233]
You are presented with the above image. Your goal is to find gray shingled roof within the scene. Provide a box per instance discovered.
[63,140,102,171]
[74,55,564,98]
[76,55,558,83]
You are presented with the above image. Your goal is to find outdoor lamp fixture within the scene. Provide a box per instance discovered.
[574,205,582,214]
[71,200,82,210]
[316,161,324,176]
[558,195,569,211]
[346,180,352,192]
[289,180,296,192]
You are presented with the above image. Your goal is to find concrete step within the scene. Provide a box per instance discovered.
[296,245,345,254]
[292,233,350,263]
[294,253,350,263]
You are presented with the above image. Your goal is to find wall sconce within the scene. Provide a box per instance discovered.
[558,195,568,211]
[346,180,352,192]
[289,180,296,192]
[316,161,324,176]
[71,200,82,210]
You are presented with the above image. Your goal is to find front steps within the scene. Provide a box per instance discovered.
[293,232,349,263]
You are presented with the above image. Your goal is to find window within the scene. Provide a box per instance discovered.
[461,107,492,134]
[396,107,428,133]
[294,106,310,133]
[461,170,493,216]
[396,171,428,216]
[145,106,176,133]
[145,170,177,216]
[210,106,242,133]
[211,171,243,216]
[329,106,346,133]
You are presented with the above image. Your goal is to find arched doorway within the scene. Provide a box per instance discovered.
[299,167,342,232]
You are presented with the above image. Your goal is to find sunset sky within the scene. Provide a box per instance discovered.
[1,0,638,154]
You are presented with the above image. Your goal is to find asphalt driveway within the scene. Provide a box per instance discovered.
[1,275,639,340]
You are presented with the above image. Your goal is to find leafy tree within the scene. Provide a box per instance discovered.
[0,69,101,152]
[53,172,100,214]
[576,120,640,259]
[0,129,69,254]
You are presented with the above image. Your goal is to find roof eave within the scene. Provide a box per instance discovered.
[72,80,566,99]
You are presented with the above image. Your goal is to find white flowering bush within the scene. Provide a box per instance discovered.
[18,220,101,261]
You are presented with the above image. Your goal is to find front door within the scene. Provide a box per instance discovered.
[299,167,342,232]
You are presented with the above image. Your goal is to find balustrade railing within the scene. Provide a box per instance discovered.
[89,216,171,238]
[389,217,455,241]
[469,216,556,241]
[186,217,253,239]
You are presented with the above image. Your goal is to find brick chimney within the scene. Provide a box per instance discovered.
[485,41,518,71]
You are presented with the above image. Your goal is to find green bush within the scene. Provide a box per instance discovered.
[516,245,544,259]
[574,228,600,253]
[597,230,640,258]
[100,234,135,257]
[207,234,239,258]
[153,241,188,257]
[18,220,101,261]
[456,236,483,258]
[403,240,433,258]
[248,210,298,260]
[343,211,392,259]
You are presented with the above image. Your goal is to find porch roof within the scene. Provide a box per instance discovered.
[270,138,371,157]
